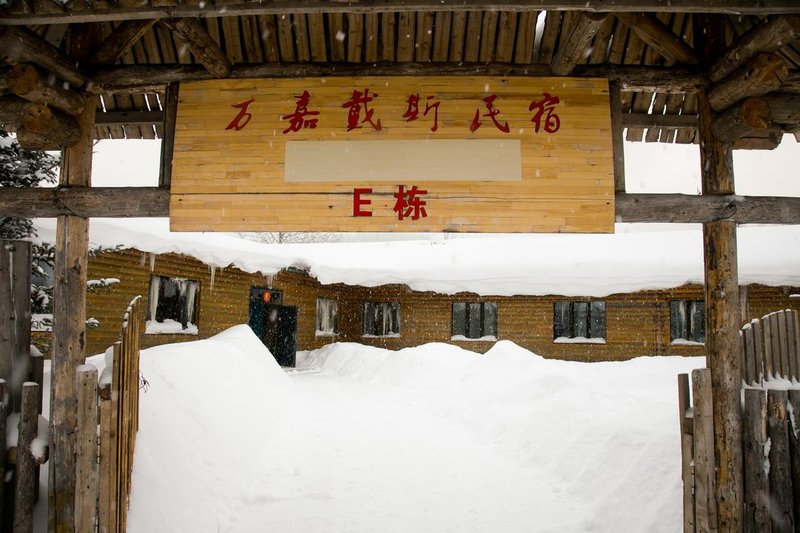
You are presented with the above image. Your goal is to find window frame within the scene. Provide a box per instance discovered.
[553,300,606,344]
[669,299,706,345]
[451,302,498,341]
[362,301,401,338]
[315,297,339,337]
[146,274,201,335]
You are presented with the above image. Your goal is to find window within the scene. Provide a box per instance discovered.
[670,300,705,344]
[553,301,606,343]
[363,302,400,337]
[452,302,498,340]
[316,298,338,336]
[146,275,200,335]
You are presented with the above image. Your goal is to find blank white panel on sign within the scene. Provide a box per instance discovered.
[284,139,521,182]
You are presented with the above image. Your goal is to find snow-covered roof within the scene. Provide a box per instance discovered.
[34,218,800,298]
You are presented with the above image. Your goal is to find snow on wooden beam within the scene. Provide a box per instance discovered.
[550,12,608,76]
[160,18,232,78]
[614,12,701,64]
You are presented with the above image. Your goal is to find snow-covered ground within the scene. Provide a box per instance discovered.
[125,325,704,533]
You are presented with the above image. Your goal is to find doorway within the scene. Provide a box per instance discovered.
[248,287,298,367]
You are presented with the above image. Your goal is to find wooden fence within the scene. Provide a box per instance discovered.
[75,295,143,533]
[679,309,800,533]
[0,240,47,532]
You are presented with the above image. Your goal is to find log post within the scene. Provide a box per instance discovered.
[13,382,39,533]
[75,366,98,533]
[698,88,744,532]
[48,24,98,533]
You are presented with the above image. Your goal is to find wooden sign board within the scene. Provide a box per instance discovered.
[170,77,614,233]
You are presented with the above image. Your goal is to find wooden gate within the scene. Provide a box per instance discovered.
[678,309,800,532]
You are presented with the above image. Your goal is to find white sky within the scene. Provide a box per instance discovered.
[91,136,800,196]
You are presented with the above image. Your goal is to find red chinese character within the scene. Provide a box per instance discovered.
[342,88,382,131]
[393,185,428,221]
[529,92,561,133]
[281,90,320,134]
[225,98,255,131]
[403,94,441,132]
[470,95,509,133]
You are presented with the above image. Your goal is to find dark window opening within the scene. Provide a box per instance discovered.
[452,302,498,340]
[363,302,400,337]
[554,301,606,341]
[670,300,705,344]
[146,275,200,334]
[316,298,338,335]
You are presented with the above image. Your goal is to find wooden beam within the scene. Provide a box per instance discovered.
[160,18,233,78]
[621,112,699,128]
[5,188,800,224]
[550,12,607,76]
[48,24,97,533]
[710,15,800,82]
[6,63,86,116]
[89,63,708,93]
[2,1,800,25]
[711,96,771,142]
[609,81,626,192]
[16,103,82,149]
[94,110,164,126]
[698,86,744,532]
[0,27,89,88]
[614,12,701,64]
[159,82,179,188]
[91,19,157,65]
[708,52,790,111]
[731,125,783,150]
[763,93,800,123]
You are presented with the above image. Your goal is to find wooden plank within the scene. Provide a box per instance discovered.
[307,13,327,62]
[789,390,800,531]
[347,13,364,63]
[763,314,776,379]
[771,313,784,378]
[478,10,499,63]
[742,323,757,386]
[380,12,395,62]
[767,389,793,532]
[752,319,765,384]
[241,15,265,63]
[415,11,434,62]
[10,241,31,411]
[791,311,800,381]
[677,373,695,533]
[645,93,668,142]
[450,11,467,63]
[257,15,280,62]
[586,14,613,64]
[98,384,112,533]
[513,11,537,64]
[276,12,296,62]
[13,382,38,533]
[162,18,232,77]
[463,11,482,62]
[328,12,345,62]
[743,389,770,533]
[0,246,13,385]
[692,367,718,532]
[364,13,379,62]
[0,382,6,525]
[432,12,452,62]
[159,82,179,188]
[75,366,99,532]
[494,11,517,63]
[109,342,121,532]
[293,14,311,62]
[777,311,791,380]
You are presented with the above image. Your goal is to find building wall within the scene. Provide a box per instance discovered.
[31,248,800,363]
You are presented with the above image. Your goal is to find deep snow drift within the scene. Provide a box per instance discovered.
[126,326,703,533]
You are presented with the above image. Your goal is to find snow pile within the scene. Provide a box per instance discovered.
[125,325,291,533]
[126,329,703,532]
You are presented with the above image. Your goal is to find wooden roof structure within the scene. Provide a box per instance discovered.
[1,2,800,150]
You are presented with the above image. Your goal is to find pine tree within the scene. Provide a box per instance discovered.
[0,130,59,239]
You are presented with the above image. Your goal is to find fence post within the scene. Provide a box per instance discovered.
[76,366,99,532]
[767,389,793,532]
[788,389,800,530]
[692,368,717,533]
[678,373,695,533]
[742,389,769,533]
[13,382,39,533]
[10,242,31,413]
[0,380,6,524]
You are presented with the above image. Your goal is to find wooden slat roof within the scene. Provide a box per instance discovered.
[1,3,799,145]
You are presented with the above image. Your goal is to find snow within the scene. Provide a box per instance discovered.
[450,334,497,342]
[145,319,198,335]
[553,336,606,344]
[123,326,708,533]
[33,218,800,297]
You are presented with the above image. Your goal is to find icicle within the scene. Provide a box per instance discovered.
[149,253,155,272]
[209,266,216,291]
